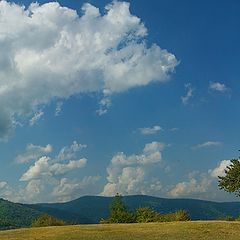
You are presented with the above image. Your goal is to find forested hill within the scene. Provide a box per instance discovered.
[0,198,41,229]
[1,195,240,228]
[26,195,240,224]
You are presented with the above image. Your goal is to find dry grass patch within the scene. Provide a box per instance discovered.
[0,221,240,240]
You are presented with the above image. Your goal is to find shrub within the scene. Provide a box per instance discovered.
[109,211,136,223]
[224,215,235,221]
[174,210,190,221]
[135,207,160,223]
[155,212,177,222]
[149,210,190,222]
[31,214,66,227]
[100,194,191,224]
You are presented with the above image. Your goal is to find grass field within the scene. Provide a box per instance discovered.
[0,221,240,240]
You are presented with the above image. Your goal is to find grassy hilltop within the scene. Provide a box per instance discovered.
[1,221,240,240]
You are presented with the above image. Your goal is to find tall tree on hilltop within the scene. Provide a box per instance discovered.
[108,193,135,223]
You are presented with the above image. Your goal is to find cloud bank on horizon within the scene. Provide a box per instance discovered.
[0,139,231,203]
[0,0,178,140]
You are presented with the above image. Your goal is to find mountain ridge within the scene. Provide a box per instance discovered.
[25,195,240,223]
[1,195,240,229]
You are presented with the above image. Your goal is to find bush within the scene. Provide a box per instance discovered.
[174,210,190,221]
[135,207,160,223]
[224,215,235,221]
[100,194,191,224]
[31,214,66,227]
[109,211,136,223]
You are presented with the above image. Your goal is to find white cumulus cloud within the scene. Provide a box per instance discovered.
[169,159,234,200]
[0,1,178,139]
[52,176,100,202]
[209,160,231,178]
[209,82,228,92]
[169,174,211,197]
[101,141,166,196]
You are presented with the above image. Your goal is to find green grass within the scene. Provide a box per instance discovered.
[0,221,240,240]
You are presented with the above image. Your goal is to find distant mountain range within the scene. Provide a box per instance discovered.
[1,195,240,229]
[26,195,240,223]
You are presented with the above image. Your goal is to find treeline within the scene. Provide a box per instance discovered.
[100,194,190,224]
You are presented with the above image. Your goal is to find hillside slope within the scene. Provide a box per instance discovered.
[0,198,41,229]
[26,195,240,223]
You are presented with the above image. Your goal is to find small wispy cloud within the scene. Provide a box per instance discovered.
[181,83,194,105]
[193,141,222,149]
[140,125,163,135]
[209,82,229,93]
[29,110,44,126]
[55,102,63,116]
[169,127,179,132]
[209,82,228,92]
[96,89,112,116]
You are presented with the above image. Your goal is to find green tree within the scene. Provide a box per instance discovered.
[108,194,135,223]
[218,159,240,196]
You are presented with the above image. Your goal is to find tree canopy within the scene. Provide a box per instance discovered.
[218,159,240,196]
[100,193,190,224]
[108,193,135,223]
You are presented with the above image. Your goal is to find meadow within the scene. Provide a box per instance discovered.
[0,221,240,240]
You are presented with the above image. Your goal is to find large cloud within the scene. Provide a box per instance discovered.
[168,160,234,200]
[1,141,100,203]
[0,1,178,139]
[20,141,87,181]
[101,141,166,196]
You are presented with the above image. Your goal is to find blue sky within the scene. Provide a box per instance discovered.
[0,0,240,203]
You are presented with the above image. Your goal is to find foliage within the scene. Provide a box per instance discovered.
[218,159,240,196]
[27,195,240,223]
[133,206,189,223]
[101,194,190,224]
[31,214,66,227]
[135,207,160,223]
[150,209,190,222]
[107,194,135,223]
[0,199,41,229]
[173,209,191,221]
[223,215,235,221]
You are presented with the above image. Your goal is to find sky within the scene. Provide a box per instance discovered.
[0,0,240,203]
